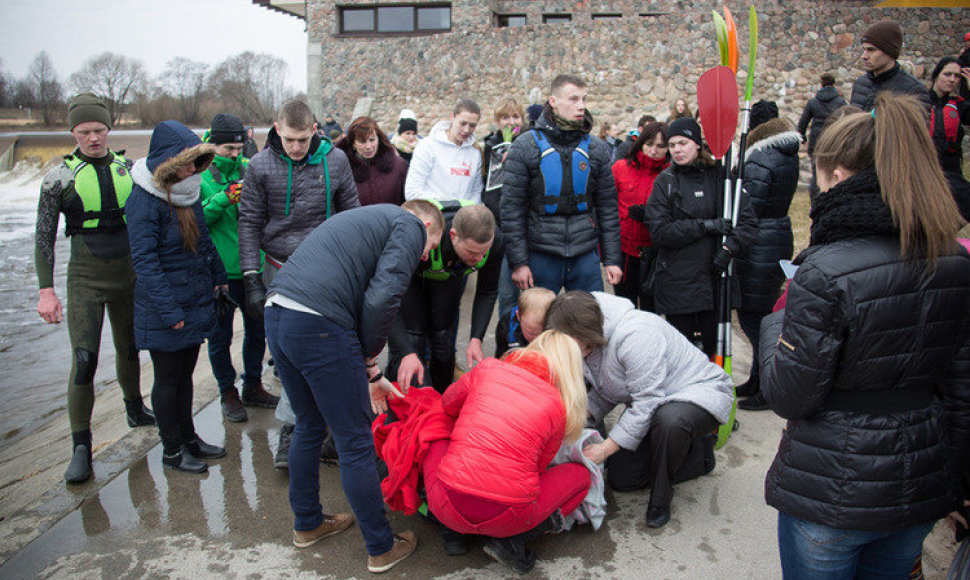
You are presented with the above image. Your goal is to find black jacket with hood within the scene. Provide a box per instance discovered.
[797,85,847,156]
[734,119,800,312]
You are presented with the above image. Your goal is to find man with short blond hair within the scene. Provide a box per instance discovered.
[238,98,360,468]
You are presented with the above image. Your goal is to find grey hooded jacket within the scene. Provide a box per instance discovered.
[583,292,734,450]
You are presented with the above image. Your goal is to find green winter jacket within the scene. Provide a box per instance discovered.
[200,154,261,278]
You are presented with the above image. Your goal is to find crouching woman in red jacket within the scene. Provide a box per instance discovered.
[423,330,590,574]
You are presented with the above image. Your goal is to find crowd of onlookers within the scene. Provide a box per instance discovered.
[34,18,970,578]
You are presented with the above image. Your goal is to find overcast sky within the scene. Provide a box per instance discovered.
[0,0,308,90]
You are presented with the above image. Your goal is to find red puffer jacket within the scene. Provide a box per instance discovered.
[612,153,668,257]
[437,354,566,505]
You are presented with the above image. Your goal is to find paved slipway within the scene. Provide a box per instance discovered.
[0,290,961,579]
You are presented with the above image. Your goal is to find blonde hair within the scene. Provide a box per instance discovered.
[523,330,588,443]
[518,287,556,319]
[814,93,963,268]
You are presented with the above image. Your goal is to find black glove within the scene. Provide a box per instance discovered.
[702,218,733,237]
[242,272,266,321]
[214,286,238,317]
[627,204,646,223]
[712,246,732,275]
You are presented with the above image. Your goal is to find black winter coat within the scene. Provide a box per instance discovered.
[850,63,930,112]
[735,125,800,312]
[501,106,622,269]
[797,86,846,156]
[644,161,757,315]
[761,171,970,532]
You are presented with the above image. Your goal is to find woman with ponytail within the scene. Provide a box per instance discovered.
[422,330,591,575]
[760,93,970,578]
[127,121,229,474]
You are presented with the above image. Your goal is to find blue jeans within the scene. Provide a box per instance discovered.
[777,512,932,580]
[207,278,266,393]
[264,305,393,556]
[528,250,604,294]
[738,310,769,378]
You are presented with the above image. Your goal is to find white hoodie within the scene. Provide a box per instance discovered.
[404,120,483,204]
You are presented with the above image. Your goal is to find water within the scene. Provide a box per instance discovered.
[0,160,120,450]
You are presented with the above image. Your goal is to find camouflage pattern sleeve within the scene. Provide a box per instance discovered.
[34,165,72,289]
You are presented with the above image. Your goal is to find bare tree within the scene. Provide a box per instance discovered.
[208,52,293,123]
[159,57,208,125]
[28,51,63,125]
[13,79,35,109]
[69,52,147,125]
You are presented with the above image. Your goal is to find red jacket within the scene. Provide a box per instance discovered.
[437,355,566,505]
[612,153,669,256]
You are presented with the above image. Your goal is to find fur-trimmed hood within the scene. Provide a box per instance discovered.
[746,118,801,155]
[134,120,215,207]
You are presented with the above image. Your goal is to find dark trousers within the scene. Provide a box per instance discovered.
[264,305,394,556]
[613,252,656,311]
[387,276,464,392]
[738,309,770,378]
[666,311,717,358]
[207,278,266,393]
[150,345,201,456]
[606,401,719,509]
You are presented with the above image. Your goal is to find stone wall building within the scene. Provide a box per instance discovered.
[258,0,969,137]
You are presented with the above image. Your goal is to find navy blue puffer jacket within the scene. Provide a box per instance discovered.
[127,121,227,352]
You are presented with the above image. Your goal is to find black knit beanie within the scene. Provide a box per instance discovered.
[209,113,246,144]
[667,117,703,147]
[397,117,418,134]
[67,93,112,131]
[749,100,779,131]
[861,20,903,60]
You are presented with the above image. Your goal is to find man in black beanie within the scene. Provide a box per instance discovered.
[849,19,929,111]
[201,113,279,423]
[35,93,156,484]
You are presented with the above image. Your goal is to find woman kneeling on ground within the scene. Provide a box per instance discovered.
[544,290,734,529]
[422,330,591,575]
[760,93,970,578]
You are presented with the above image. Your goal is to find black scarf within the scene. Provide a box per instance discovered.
[809,170,898,246]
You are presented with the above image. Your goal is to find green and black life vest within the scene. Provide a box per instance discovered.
[63,151,133,235]
[420,199,489,281]
[530,130,591,216]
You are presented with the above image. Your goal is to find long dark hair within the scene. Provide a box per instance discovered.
[624,121,668,168]
[929,55,966,97]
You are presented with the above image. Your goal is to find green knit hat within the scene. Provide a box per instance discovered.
[67,92,112,131]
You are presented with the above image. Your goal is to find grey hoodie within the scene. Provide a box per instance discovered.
[584,292,734,450]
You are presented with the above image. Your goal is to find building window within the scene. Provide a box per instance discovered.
[542,14,571,24]
[338,4,451,36]
[496,14,527,27]
[592,13,622,20]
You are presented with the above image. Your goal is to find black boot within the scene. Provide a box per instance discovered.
[440,525,469,556]
[275,424,294,469]
[483,536,536,575]
[64,430,92,484]
[738,391,770,411]
[186,437,226,459]
[646,505,671,528]
[735,374,760,398]
[125,396,156,427]
[162,446,208,473]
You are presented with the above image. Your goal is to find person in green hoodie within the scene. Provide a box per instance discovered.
[201,113,279,422]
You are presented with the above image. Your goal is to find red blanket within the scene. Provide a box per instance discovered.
[372,386,454,515]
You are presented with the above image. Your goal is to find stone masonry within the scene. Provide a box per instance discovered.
[304,0,970,137]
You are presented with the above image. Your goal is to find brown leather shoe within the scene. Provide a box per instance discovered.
[367,530,418,573]
[292,513,354,548]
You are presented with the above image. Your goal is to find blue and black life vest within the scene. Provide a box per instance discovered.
[531,130,591,216]
[506,307,522,349]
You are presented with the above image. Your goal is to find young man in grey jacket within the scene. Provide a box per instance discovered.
[237,99,360,467]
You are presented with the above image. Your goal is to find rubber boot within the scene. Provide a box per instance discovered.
[125,396,157,427]
[65,430,93,484]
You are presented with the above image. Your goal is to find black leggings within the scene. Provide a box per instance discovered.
[666,311,717,358]
[150,345,201,456]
